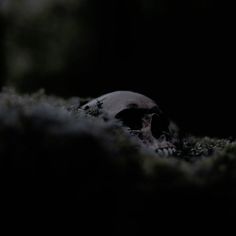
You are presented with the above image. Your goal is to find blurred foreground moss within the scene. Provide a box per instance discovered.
[0,88,235,233]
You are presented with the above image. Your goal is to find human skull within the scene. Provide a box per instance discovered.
[81,91,179,156]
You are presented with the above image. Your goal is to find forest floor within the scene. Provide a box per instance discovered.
[1,87,235,232]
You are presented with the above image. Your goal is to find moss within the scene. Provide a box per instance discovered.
[0,88,235,232]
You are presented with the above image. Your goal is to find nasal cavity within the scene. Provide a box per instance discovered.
[151,114,169,139]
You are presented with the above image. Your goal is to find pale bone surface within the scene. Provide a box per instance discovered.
[81,91,179,156]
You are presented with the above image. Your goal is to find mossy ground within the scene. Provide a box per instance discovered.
[0,88,235,233]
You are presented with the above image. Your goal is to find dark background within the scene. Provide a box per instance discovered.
[0,0,235,138]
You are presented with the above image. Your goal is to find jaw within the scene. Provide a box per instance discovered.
[130,134,177,157]
[137,128,177,157]
[125,126,178,157]
[141,138,177,156]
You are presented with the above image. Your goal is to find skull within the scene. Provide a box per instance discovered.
[81,91,179,156]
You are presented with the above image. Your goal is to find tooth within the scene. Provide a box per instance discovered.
[168,148,173,155]
[158,150,163,156]
[163,148,169,156]
[172,148,176,155]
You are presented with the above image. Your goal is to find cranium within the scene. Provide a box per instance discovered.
[81,91,179,156]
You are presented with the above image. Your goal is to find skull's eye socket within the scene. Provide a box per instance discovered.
[151,114,170,139]
[115,109,143,130]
